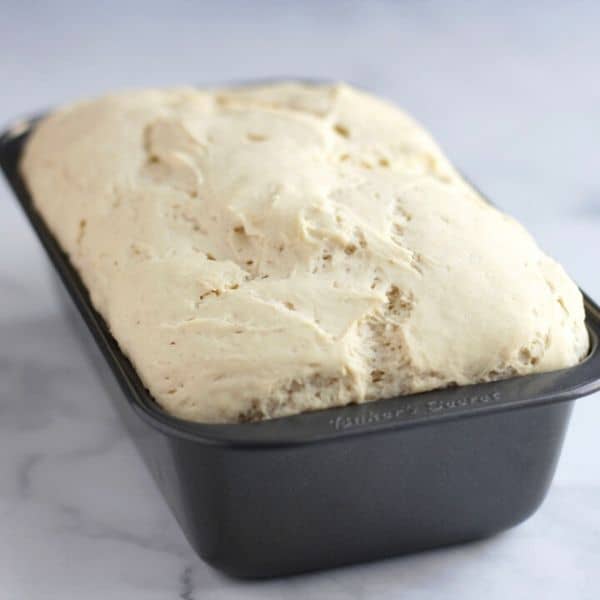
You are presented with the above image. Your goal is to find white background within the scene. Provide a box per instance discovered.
[1,2,598,598]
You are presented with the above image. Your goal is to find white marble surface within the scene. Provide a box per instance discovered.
[1,2,599,598]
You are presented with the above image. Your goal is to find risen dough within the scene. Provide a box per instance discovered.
[21,82,589,422]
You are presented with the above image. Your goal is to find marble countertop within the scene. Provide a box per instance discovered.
[1,2,599,598]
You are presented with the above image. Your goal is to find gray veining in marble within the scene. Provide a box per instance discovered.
[1,2,599,598]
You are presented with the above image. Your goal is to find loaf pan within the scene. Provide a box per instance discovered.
[2,116,600,578]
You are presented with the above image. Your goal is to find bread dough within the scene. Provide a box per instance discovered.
[21,82,589,422]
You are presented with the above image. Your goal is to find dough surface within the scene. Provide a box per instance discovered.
[21,82,589,423]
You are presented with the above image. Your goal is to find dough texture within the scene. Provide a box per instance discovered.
[21,82,589,423]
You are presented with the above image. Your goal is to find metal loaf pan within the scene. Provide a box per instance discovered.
[2,117,600,578]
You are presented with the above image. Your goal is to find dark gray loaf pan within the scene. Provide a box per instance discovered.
[2,116,600,578]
